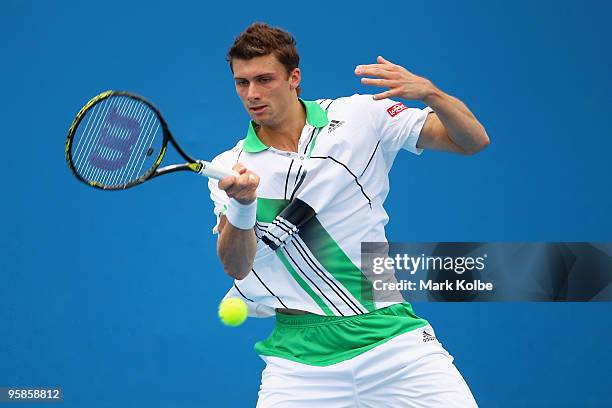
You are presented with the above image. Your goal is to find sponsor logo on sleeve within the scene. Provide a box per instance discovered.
[387,102,408,117]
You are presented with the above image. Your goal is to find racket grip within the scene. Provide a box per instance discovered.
[197,161,239,180]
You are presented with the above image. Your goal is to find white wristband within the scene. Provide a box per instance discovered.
[226,198,257,230]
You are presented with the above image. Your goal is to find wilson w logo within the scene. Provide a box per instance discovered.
[89,107,140,171]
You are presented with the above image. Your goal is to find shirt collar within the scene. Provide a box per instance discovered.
[243,99,329,153]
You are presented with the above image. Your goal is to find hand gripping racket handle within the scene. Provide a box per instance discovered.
[197,160,240,180]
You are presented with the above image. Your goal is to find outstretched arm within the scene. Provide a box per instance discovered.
[355,56,489,155]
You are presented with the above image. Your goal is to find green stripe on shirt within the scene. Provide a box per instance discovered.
[257,197,376,314]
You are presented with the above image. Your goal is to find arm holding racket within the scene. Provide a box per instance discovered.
[217,163,260,280]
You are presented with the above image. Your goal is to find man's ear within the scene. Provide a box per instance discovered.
[289,67,301,90]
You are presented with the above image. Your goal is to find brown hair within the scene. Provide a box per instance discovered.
[227,22,301,96]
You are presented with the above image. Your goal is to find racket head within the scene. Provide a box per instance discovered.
[66,91,169,190]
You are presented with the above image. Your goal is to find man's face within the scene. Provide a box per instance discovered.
[232,54,300,127]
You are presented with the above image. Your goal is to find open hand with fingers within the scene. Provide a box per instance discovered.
[355,56,435,101]
[218,163,260,205]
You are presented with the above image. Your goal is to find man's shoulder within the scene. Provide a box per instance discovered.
[211,140,244,165]
[313,94,383,114]
[314,93,372,106]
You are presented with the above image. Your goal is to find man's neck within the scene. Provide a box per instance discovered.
[256,98,306,153]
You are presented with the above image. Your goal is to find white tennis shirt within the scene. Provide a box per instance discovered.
[209,94,433,317]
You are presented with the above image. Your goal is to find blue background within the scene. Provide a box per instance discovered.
[1,0,611,406]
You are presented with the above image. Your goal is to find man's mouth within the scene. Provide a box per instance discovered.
[250,105,267,114]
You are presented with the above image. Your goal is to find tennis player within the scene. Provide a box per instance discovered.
[209,23,489,407]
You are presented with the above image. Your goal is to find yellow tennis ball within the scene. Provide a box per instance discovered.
[218,297,248,327]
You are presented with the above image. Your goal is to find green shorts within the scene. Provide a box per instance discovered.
[254,303,429,366]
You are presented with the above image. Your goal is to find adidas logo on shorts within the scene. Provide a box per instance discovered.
[423,330,436,343]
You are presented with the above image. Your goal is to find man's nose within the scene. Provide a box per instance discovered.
[246,83,260,100]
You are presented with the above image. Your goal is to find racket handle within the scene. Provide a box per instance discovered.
[197,161,239,180]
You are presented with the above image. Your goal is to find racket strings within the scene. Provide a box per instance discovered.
[83,98,134,183]
[99,99,146,185]
[75,97,130,180]
[70,95,164,188]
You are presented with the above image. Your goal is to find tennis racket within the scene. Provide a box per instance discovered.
[65,90,237,190]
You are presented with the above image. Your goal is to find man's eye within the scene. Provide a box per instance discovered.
[259,77,271,83]
[236,80,248,86]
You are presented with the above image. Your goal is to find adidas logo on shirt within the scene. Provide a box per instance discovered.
[423,330,436,343]
[327,119,345,133]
